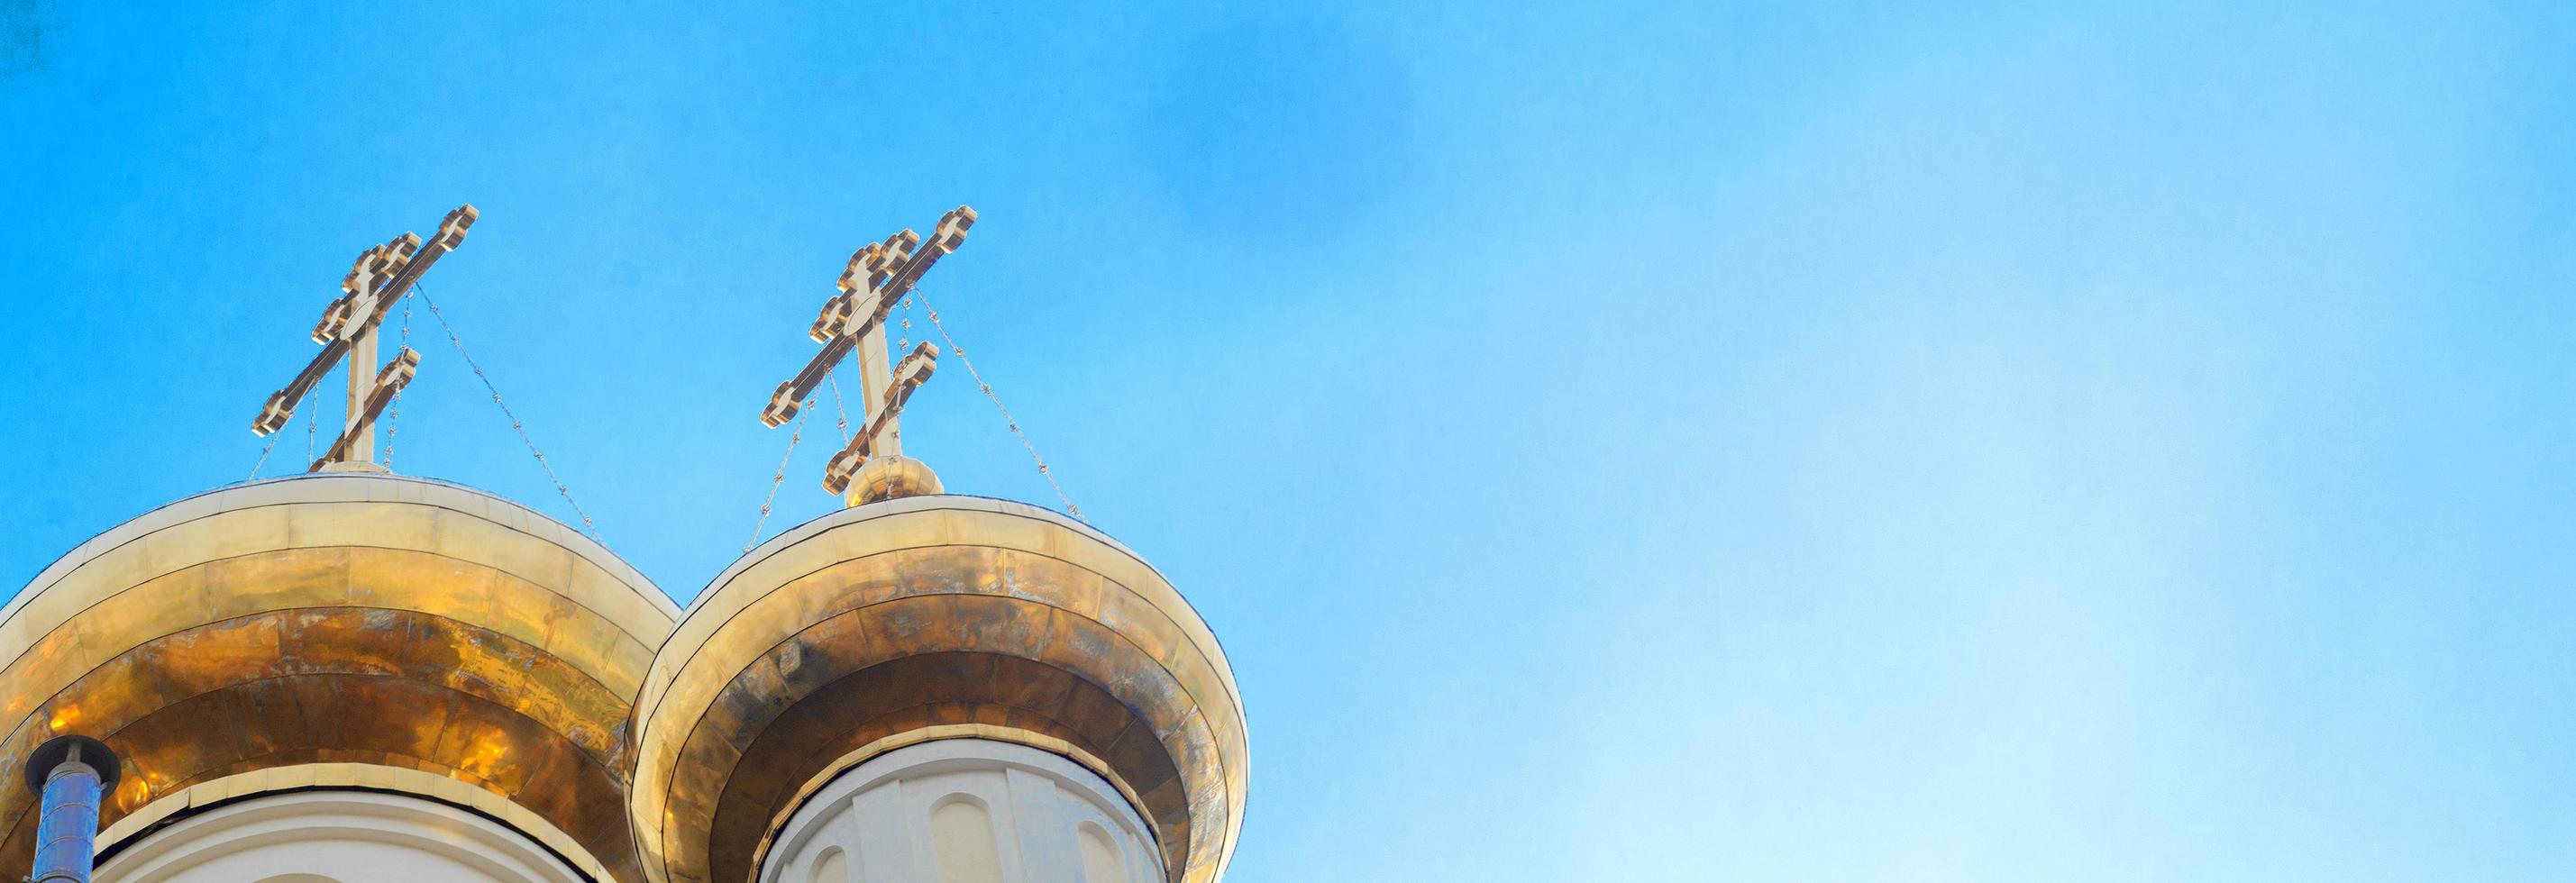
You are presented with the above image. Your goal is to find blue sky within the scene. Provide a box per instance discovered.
[5,2,2573,879]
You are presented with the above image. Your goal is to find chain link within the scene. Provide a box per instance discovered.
[246,429,279,481]
[911,288,1085,523]
[385,299,409,469]
[897,295,912,353]
[744,397,811,553]
[246,384,317,481]
[828,371,850,446]
[414,284,607,546]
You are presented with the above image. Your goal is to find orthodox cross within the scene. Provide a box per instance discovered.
[252,205,478,472]
[764,205,975,496]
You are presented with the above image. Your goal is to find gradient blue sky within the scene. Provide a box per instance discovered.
[5,2,2573,879]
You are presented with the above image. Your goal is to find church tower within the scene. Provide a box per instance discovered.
[0,206,1247,883]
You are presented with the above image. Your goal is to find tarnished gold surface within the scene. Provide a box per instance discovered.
[706,652,1189,879]
[5,475,1243,883]
[0,474,677,882]
[633,496,1247,883]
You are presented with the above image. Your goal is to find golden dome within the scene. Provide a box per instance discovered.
[0,476,1244,883]
[632,494,1247,883]
[0,473,678,879]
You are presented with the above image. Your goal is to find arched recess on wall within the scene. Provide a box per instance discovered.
[1079,821,1127,883]
[930,793,1003,883]
[806,848,846,883]
[757,740,1164,883]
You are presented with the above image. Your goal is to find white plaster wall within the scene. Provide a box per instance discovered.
[763,740,1163,883]
[96,790,583,883]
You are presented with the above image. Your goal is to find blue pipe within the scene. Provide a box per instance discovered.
[23,735,119,883]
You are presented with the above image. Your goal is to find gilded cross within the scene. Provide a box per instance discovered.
[252,205,477,472]
[763,205,975,497]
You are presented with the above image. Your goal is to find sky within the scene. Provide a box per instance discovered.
[3,1,2573,879]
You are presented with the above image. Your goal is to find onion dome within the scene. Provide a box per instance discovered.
[630,495,1247,883]
[0,474,678,879]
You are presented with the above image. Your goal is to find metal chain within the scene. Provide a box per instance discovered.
[385,299,409,469]
[744,399,812,553]
[910,288,1085,523]
[305,386,316,465]
[897,295,912,353]
[246,385,317,481]
[827,371,850,446]
[246,427,281,480]
[413,283,607,546]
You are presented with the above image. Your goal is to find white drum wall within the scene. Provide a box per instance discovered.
[96,790,584,883]
[762,740,1163,883]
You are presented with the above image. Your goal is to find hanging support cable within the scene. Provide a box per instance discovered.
[413,283,607,546]
[385,299,410,469]
[744,398,812,553]
[909,287,1086,523]
[246,384,318,481]
[827,371,851,446]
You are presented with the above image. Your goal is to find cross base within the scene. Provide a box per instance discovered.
[839,455,944,507]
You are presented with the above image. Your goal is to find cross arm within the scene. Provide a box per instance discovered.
[762,333,856,427]
[251,205,477,436]
[760,236,910,426]
[811,241,895,342]
[760,208,973,429]
[343,205,474,334]
[257,338,353,435]
[308,346,420,470]
[366,205,476,323]
[259,240,403,433]
[759,206,973,437]
[821,342,938,494]
[313,238,415,344]
[810,207,974,344]
[872,206,974,316]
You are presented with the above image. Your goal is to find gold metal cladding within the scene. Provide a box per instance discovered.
[0,622,636,879]
[632,496,1247,883]
[96,762,613,881]
[0,474,678,882]
[0,635,638,880]
[833,453,943,505]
